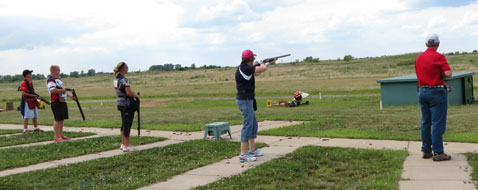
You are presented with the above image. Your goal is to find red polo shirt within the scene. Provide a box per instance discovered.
[415,48,450,87]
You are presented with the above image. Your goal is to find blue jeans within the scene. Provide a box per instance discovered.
[419,87,448,154]
[236,99,258,142]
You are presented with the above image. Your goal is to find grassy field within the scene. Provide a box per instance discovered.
[0,131,94,147]
[0,136,165,171]
[196,146,408,190]
[0,53,476,137]
[0,140,264,190]
[0,53,476,102]
[0,129,22,135]
[0,96,477,143]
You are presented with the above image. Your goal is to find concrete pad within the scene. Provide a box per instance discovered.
[229,124,244,134]
[138,175,221,190]
[318,138,409,151]
[258,121,303,131]
[270,137,323,147]
[0,133,23,137]
[254,135,284,145]
[401,165,472,180]
[229,121,301,134]
[403,154,469,167]
[140,144,300,190]
[0,162,58,177]
[408,141,478,155]
[0,140,179,177]
[399,180,476,190]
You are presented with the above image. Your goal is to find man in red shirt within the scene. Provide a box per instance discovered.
[415,34,452,161]
[20,70,44,133]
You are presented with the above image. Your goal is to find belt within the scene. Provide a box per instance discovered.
[237,90,254,94]
[421,85,445,88]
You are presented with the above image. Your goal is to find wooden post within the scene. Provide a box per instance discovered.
[6,102,14,111]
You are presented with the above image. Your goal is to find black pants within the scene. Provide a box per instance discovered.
[120,109,135,138]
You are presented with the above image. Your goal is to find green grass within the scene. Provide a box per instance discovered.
[0,53,476,102]
[465,153,478,189]
[0,136,165,171]
[256,97,478,143]
[195,146,408,190]
[0,131,95,147]
[0,140,264,190]
[0,129,22,135]
[0,96,477,143]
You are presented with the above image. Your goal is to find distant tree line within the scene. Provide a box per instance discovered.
[445,50,478,56]
[149,63,221,72]
[0,74,46,82]
[0,69,113,83]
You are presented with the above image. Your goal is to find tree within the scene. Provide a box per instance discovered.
[174,64,182,70]
[303,56,320,63]
[70,71,79,78]
[87,69,96,76]
[60,73,69,78]
[344,55,354,62]
[191,64,196,69]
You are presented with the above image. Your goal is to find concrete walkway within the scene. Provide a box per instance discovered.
[0,121,301,178]
[1,122,478,190]
[140,136,478,190]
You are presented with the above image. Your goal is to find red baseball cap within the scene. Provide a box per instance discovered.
[241,49,256,60]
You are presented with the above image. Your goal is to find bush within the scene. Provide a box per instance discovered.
[303,56,320,63]
[343,55,354,62]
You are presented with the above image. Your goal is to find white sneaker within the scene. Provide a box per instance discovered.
[123,145,135,152]
[239,153,257,162]
[120,144,125,151]
[249,149,264,157]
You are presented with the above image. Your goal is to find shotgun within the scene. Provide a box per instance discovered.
[17,87,51,105]
[254,54,291,66]
[263,54,291,63]
[65,88,86,120]
[136,92,140,136]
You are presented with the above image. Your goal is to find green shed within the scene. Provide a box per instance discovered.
[377,72,475,106]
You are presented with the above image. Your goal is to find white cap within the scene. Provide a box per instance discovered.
[426,34,440,46]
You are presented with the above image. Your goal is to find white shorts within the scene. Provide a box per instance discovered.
[24,103,38,119]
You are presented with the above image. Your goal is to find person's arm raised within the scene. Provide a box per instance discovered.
[254,63,268,75]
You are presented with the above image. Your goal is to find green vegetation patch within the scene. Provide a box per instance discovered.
[0,140,263,190]
[0,131,95,147]
[0,136,165,171]
[196,146,408,190]
[0,129,23,135]
[465,153,478,189]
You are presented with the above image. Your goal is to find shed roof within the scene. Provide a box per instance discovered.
[377,72,475,84]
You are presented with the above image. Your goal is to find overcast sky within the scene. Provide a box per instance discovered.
[1,0,477,75]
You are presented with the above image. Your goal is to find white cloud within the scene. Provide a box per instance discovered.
[1,0,478,75]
